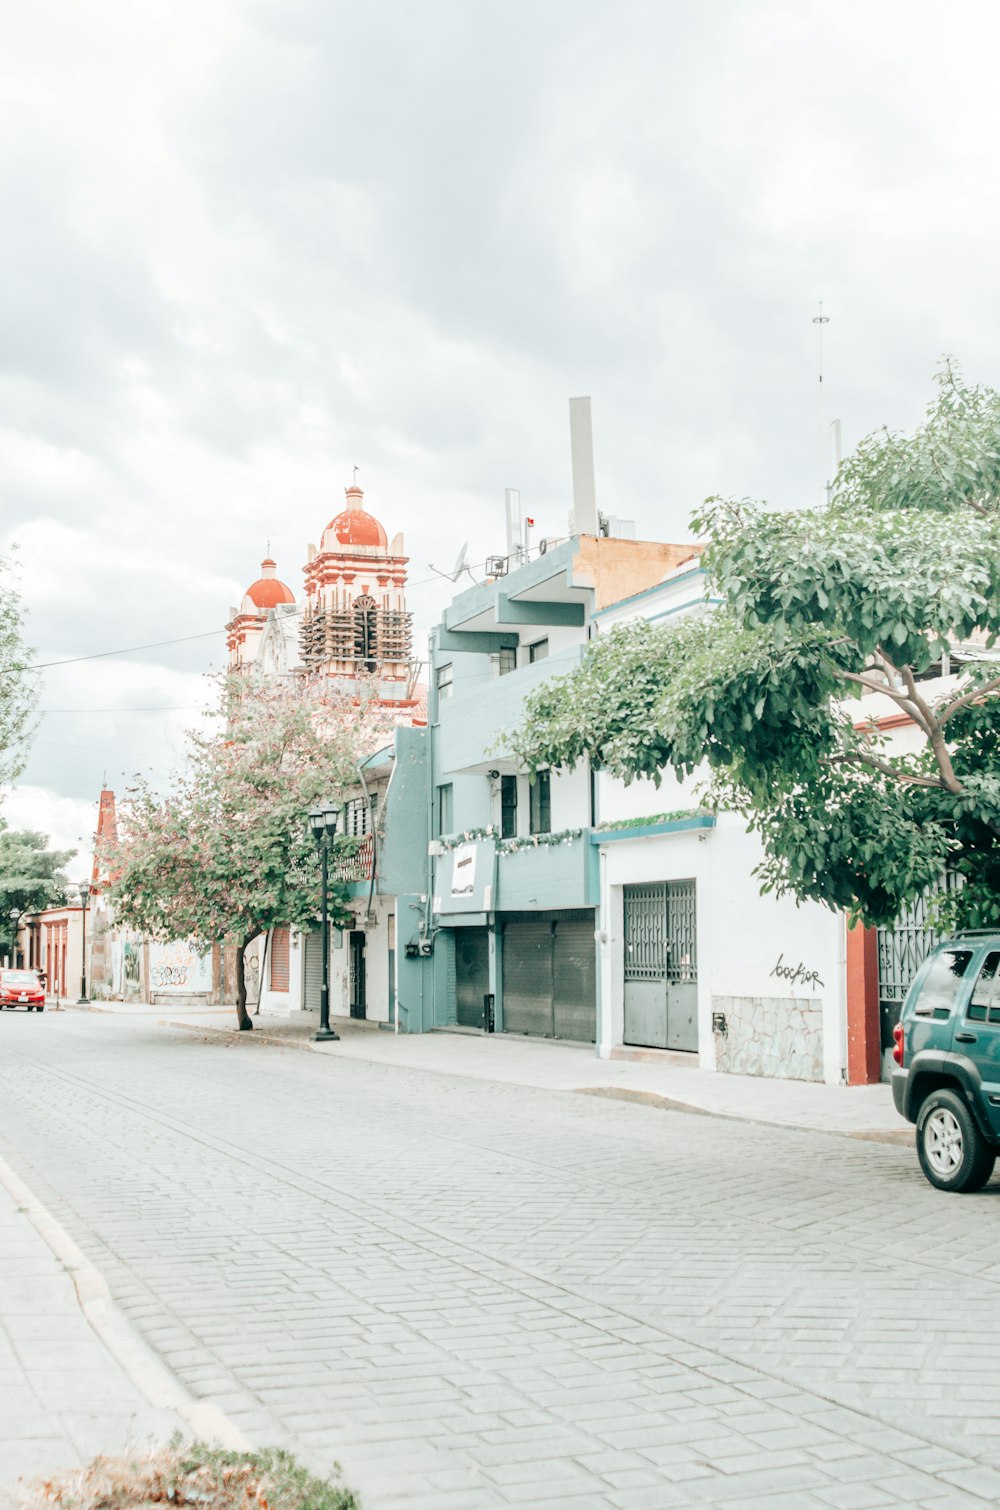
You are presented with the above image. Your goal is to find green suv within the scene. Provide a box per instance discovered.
[892,932,1000,1192]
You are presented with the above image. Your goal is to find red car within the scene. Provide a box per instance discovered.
[0,969,46,1011]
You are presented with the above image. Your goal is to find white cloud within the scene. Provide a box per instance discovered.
[5,0,1000,844]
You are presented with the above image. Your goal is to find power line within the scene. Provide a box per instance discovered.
[9,629,224,675]
[8,541,574,679]
[39,705,206,715]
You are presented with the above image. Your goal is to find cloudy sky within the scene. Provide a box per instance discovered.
[3,0,999,873]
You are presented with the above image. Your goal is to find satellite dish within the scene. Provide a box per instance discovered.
[428,542,471,584]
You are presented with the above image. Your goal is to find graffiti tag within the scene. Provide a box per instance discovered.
[770,953,824,989]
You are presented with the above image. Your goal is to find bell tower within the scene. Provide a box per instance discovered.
[300,485,415,705]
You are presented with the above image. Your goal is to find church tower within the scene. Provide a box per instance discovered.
[300,485,414,705]
[226,557,296,673]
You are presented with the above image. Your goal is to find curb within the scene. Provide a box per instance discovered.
[0,1153,252,1451]
[577,1084,912,1144]
[159,1015,911,1146]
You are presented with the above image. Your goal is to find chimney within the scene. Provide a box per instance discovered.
[569,396,598,535]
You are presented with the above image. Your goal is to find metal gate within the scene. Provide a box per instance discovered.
[456,927,490,1029]
[623,880,698,1052]
[502,913,596,1042]
[876,876,960,1078]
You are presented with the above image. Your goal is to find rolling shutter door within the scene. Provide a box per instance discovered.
[456,928,489,1028]
[303,931,323,1011]
[552,916,596,1043]
[269,928,290,992]
[502,919,553,1037]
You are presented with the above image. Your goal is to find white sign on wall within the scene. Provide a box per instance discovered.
[451,843,477,897]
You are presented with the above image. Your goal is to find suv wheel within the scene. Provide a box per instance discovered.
[916,1089,996,1193]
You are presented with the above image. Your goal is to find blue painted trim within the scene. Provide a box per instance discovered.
[591,565,706,619]
[643,597,723,625]
[590,815,716,844]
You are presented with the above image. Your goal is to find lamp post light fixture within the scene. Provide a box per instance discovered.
[308,802,343,1042]
[77,884,91,1004]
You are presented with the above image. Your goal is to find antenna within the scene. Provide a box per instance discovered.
[427,543,472,584]
[812,302,830,505]
[353,464,360,484]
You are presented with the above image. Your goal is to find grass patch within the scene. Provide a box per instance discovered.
[19,1440,360,1509]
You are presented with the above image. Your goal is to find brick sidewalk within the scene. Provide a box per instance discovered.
[0,1171,179,1506]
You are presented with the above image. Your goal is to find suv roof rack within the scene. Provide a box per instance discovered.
[950,929,1000,937]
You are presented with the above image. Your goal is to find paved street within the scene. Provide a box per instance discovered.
[1,1010,999,1510]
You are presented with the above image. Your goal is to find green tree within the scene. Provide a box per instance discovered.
[107,677,390,1029]
[512,364,1000,929]
[0,553,36,786]
[0,825,73,958]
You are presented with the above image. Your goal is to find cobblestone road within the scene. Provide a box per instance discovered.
[1,1011,999,1510]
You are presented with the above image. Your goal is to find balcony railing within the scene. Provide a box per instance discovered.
[331,834,375,884]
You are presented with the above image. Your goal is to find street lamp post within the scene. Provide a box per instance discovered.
[308,803,343,1042]
[77,885,90,1004]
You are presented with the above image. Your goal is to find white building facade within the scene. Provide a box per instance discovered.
[591,562,882,1085]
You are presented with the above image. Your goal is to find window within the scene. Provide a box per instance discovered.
[436,662,454,700]
[528,639,549,664]
[353,594,378,672]
[500,775,518,839]
[529,770,551,835]
[438,783,454,835]
[344,797,374,837]
[969,951,1000,1024]
[490,647,517,678]
[912,948,973,1018]
[270,928,290,992]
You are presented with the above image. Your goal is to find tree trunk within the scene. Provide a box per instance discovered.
[235,933,259,1031]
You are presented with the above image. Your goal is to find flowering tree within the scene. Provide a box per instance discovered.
[108,677,391,1029]
[512,365,1000,929]
[0,553,36,787]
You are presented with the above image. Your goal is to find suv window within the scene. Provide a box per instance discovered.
[969,950,1000,1024]
[913,948,974,1019]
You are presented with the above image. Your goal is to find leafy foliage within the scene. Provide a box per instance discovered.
[0,553,36,788]
[512,365,1000,928]
[19,1438,359,1509]
[0,825,74,953]
[107,676,391,1028]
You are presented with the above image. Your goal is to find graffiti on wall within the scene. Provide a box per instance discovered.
[123,940,141,992]
[148,939,212,993]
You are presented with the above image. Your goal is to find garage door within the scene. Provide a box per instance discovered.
[502,913,595,1042]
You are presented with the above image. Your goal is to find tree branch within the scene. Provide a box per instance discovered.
[826,751,941,788]
[936,673,1000,726]
[839,670,916,706]
[898,662,965,795]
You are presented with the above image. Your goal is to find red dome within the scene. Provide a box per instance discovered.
[245,558,295,609]
[325,485,388,549]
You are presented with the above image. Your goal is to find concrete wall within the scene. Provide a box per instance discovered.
[437,644,586,776]
[597,813,845,1083]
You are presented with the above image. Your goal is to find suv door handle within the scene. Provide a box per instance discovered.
[955,1032,978,1043]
